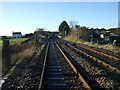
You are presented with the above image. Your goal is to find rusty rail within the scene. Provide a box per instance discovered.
[55,42,102,89]
[38,43,49,90]
[65,43,120,74]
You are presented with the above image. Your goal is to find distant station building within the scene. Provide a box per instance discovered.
[12,32,22,38]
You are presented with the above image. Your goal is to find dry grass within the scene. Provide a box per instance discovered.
[11,46,34,64]
[2,38,36,75]
[10,39,36,64]
[64,36,120,54]
[80,41,120,54]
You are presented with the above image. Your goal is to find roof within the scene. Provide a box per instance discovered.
[13,32,22,34]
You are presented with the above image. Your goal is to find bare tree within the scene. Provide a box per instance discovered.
[69,28,78,39]
[69,20,78,29]
[76,26,90,41]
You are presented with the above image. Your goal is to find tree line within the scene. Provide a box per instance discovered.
[58,20,120,44]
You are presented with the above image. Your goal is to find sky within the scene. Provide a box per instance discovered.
[0,2,118,36]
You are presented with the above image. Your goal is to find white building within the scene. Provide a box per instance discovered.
[12,32,22,38]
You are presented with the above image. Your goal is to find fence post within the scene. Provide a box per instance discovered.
[3,40,11,70]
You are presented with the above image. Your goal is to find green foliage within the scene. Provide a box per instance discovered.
[0,38,29,46]
[0,40,2,46]
[59,21,70,36]
[7,38,29,45]
[63,37,78,42]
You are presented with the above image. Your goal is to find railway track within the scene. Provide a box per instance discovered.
[58,40,120,74]
[39,42,66,89]
[38,38,102,90]
[57,40,120,88]
[2,36,119,89]
[62,40,120,62]
[2,43,47,90]
[62,40,120,59]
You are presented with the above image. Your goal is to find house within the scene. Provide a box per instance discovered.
[12,32,22,38]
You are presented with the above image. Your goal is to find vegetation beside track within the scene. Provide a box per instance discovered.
[63,36,120,54]
[8,38,29,45]
[6,38,29,45]
[0,38,29,46]
[2,38,36,75]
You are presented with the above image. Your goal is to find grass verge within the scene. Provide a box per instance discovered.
[63,36,120,54]
[5,47,34,77]
[2,38,35,76]
[63,36,78,42]
[7,38,29,45]
[0,38,29,46]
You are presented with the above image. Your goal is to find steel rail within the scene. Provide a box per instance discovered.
[62,39,120,62]
[55,42,102,89]
[75,44,120,62]
[65,43,120,74]
[38,43,49,90]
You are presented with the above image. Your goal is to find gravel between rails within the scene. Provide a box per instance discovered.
[54,43,86,90]
[76,43,120,59]
[2,44,47,90]
[60,40,120,67]
[73,44,120,67]
[59,42,120,89]
[63,40,120,59]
